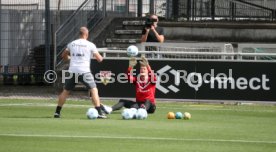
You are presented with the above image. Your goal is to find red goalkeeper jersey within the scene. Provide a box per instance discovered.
[127,66,157,104]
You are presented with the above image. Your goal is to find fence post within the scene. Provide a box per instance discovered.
[192,0,196,21]
[272,10,276,21]
[103,0,106,17]
[125,0,129,16]
[187,0,191,21]
[138,0,142,17]
[45,0,51,71]
[211,0,215,21]
[173,0,179,21]
[150,0,154,14]
[94,0,98,12]
[230,1,236,21]
[165,0,170,19]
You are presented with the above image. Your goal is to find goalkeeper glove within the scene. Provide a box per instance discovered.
[139,56,149,66]
[129,57,137,68]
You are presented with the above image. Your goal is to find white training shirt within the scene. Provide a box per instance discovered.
[67,39,98,74]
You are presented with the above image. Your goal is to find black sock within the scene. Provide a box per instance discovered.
[100,104,105,110]
[95,106,103,115]
[55,106,62,114]
[100,104,107,113]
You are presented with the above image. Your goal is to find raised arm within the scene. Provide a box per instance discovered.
[151,26,164,43]
[147,64,157,83]
[140,56,156,83]
[127,57,137,83]
[141,28,150,42]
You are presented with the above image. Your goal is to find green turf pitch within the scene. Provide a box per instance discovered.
[0,99,276,152]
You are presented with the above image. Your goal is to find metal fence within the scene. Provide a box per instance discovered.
[50,0,276,20]
[98,42,276,61]
[1,0,276,86]
[92,0,276,20]
[0,0,93,85]
[54,0,104,69]
[168,0,276,21]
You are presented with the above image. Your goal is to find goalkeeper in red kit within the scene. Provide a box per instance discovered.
[101,56,157,114]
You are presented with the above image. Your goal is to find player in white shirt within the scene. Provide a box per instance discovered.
[54,27,107,119]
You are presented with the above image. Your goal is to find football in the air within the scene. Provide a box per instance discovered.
[126,45,139,57]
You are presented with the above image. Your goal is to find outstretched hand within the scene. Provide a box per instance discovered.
[139,56,149,67]
[129,57,137,67]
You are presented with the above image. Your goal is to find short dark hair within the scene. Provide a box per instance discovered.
[79,27,88,36]
[149,14,158,21]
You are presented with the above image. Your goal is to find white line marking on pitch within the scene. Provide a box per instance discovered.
[0,133,275,144]
[0,103,275,112]
[0,103,90,108]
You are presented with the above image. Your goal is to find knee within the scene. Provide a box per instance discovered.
[147,109,155,114]
[147,105,156,114]
[61,89,70,96]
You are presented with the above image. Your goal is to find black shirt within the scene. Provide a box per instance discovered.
[142,26,164,42]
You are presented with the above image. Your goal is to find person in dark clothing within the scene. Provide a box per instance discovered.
[141,14,164,58]
[141,14,164,43]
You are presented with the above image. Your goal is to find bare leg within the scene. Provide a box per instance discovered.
[90,87,100,107]
[90,87,104,116]
[54,89,70,117]
[58,89,70,107]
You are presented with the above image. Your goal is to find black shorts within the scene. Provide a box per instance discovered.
[64,72,96,91]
